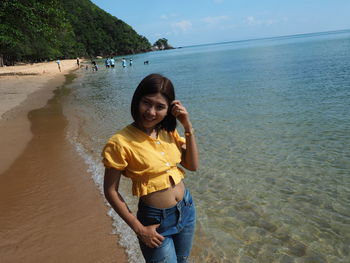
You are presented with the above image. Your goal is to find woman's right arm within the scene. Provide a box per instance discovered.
[103,167,164,248]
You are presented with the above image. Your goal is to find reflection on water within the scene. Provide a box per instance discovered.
[63,30,350,263]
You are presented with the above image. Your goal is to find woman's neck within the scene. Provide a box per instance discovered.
[132,122,158,138]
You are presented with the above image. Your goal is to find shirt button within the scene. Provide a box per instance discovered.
[156,141,161,145]
[160,152,165,155]
[165,162,170,166]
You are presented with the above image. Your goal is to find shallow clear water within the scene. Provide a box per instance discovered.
[63,30,350,263]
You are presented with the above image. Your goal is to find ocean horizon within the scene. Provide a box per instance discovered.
[63,29,350,263]
[176,28,350,49]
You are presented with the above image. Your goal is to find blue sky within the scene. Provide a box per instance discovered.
[91,0,350,47]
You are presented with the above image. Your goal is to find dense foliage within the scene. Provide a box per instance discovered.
[0,0,151,65]
[61,0,151,56]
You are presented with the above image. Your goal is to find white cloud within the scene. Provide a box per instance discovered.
[153,32,172,39]
[245,16,274,26]
[246,16,264,25]
[160,14,178,20]
[202,15,230,25]
[172,20,193,32]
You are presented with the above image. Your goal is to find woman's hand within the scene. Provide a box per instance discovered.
[171,100,191,129]
[171,100,199,171]
[138,224,165,248]
[104,168,164,248]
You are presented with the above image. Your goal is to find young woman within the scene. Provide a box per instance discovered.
[102,73,199,263]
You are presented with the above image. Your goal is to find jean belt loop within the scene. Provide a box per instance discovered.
[182,190,188,206]
[177,201,182,212]
[162,209,167,219]
[177,203,182,224]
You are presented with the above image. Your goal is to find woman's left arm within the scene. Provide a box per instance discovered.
[171,100,199,171]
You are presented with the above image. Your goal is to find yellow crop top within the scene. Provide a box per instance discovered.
[102,124,186,197]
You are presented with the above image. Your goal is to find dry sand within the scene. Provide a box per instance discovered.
[0,61,128,262]
[0,60,80,119]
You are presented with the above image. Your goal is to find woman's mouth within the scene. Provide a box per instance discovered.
[143,115,156,122]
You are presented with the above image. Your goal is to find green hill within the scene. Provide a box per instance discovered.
[0,0,151,66]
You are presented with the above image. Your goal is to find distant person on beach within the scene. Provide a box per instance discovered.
[110,57,115,68]
[77,57,80,67]
[129,59,133,66]
[105,58,110,68]
[122,58,127,67]
[56,59,61,72]
[102,74,198,262]
[92,61,98,71]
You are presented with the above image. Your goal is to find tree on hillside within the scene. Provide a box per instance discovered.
[60,0,151,56]
[0,0,79,65]
[0,0,152,66]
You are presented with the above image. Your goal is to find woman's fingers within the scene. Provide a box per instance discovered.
[152,237,163,247]
[148,235,163,248]
[155,232,165,242]
[171,100,187,117]
[170,100,191,128]
[141,224,165,248]
[151,225,164,247]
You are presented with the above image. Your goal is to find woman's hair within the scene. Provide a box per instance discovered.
[131,73,177,131]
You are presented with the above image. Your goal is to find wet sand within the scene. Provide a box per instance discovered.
[0,67,128,262]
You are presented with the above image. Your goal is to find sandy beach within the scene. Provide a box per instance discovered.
[0,61,128,262]
[0,60,80,173]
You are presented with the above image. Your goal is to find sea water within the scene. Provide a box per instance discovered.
[63,29,350,263]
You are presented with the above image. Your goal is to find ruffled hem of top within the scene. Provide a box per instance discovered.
[132,172,184,197]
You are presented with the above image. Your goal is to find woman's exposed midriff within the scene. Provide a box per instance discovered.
[140,179,185,209]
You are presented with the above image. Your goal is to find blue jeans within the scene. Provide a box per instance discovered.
[137,189,196,263]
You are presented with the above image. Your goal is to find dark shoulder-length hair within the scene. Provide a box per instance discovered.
[131,73,177,132]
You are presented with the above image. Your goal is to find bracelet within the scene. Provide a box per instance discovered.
[184,128,195,136]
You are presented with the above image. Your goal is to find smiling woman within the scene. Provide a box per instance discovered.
[102,73,199,262]
[138,94,169,132]
[130,74,176,134]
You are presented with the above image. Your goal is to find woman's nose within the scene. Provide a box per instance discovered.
[147,106,156,115]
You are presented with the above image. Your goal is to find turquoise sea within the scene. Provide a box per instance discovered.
[63,30,350,263]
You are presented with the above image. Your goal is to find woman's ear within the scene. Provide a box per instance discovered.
[168,100,175,115]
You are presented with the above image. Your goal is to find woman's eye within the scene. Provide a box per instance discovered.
[157,105,166,111]
[142,100,151,106]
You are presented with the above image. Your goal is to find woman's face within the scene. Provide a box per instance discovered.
[138,93,169,129]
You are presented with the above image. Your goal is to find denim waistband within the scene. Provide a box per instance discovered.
[138,189,190,219]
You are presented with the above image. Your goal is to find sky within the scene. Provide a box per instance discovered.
[90,0,350,47]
